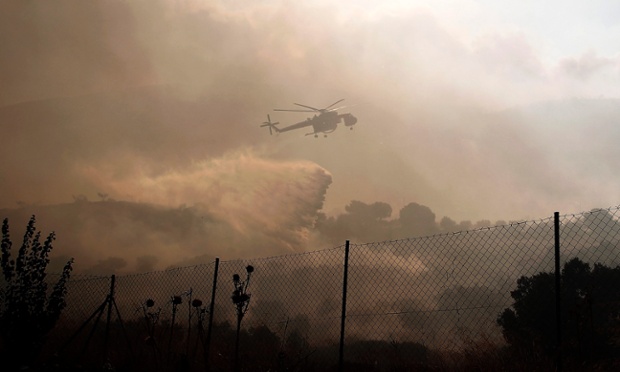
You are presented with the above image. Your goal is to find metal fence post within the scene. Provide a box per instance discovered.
[339,240,350,372]
[554,212,562,372]
[205,257,220,372]
[103,274,115,363]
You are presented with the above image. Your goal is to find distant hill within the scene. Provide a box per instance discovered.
[1,200,227,274]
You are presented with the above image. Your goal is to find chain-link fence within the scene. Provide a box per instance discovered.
[38,206,620,370]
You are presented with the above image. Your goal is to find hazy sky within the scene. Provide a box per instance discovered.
[1,0,620,269]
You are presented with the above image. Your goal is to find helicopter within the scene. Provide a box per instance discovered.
[260,99,357,138]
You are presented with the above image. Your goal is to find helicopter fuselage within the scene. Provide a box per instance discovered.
[279,111,357,135]
[261,99,357,137]
[310,111,338,133]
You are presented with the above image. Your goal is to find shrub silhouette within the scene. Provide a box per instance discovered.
[232,264,254,372]
[498,257,620,364]
[0,216,74,368]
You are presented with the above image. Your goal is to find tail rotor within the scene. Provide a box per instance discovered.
[260,114,279,135]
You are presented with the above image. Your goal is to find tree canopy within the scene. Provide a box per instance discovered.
[498,257,620,363]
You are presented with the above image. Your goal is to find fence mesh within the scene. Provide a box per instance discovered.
[21,206,620,370]
[345,218,556,369]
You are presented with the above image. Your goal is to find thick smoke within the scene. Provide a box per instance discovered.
[1,1,620,273]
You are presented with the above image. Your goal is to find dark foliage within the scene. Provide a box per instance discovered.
[232,265,254,371]
[0,216,74,368]
[498,257,620,363]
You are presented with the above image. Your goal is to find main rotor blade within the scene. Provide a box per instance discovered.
[327,105,346,112]
[324,99,345,110]
[294,103,320,111]
[274,108,316,113]
[274,99,347,113]
[328,102,358,113]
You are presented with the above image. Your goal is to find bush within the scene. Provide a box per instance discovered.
[0,215,74,368]
[498,258,620,364]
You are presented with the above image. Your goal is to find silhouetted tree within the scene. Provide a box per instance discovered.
[345,200,392,220]
[399,202,437,237]
[498,258,620,364]
[439,216,458,232]
[316,200,393,243]
[0,216,74,368]
[232,265,254,372]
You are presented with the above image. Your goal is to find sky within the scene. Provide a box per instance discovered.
[1,0,620,271]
